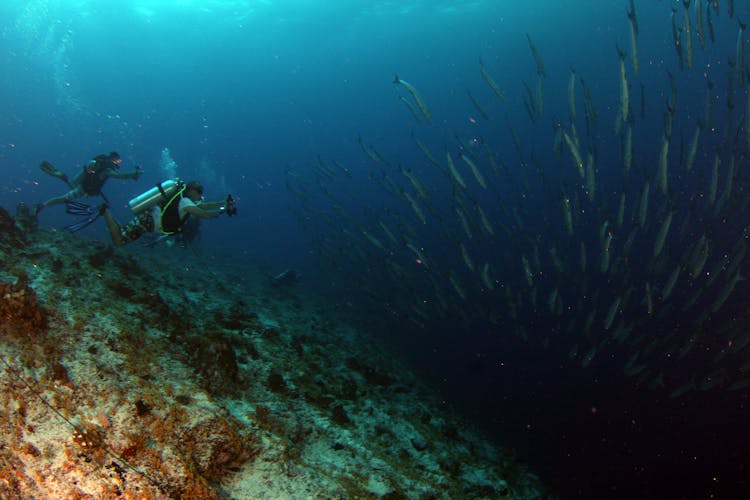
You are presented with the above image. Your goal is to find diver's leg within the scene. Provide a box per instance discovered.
[103,208,125,247]
[107,212,154,247]
[39,186,85,210]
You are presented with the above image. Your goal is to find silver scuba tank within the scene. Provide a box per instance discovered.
[128,178,181,215]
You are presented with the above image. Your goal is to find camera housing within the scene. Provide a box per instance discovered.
[225,195,237,216]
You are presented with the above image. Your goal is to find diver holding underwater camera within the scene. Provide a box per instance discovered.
[94,179,237,247]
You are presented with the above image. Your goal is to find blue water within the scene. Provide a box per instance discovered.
[2,0,750,497]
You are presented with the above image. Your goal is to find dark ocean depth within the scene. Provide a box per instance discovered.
[2,0,750,497]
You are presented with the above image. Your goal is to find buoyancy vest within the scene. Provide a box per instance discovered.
[159,186,191,234]
[80,156,111,195]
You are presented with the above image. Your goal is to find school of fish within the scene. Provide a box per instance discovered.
[286,1,750,398]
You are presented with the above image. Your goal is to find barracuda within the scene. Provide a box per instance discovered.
[638,179,650,228]
[617,45,629,124]
[526,33,546,77]
[627,0,640,76]
[479,58,506,102]
[393,74,432,123]
[657,135,670,195]
[446,151,467,189]
[684,1,694,69]
[653,210,674,258]
[563,130,585,178]
[460,153,487,189]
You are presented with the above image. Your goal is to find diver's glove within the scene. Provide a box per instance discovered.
[223,194,237,216]
[133,165,143,180]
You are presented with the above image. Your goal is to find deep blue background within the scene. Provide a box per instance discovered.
[2,1,750,497]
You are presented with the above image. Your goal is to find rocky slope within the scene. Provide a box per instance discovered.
[0,206,546,499]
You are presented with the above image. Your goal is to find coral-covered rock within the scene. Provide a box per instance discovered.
[176,414,258,481]
[0,279,47,337]
[188,333,240,395]
[0,221,547,499]
[14,202,38,233]
[267,370,288,394]
[0,206,27,250]
[0,206,16,233]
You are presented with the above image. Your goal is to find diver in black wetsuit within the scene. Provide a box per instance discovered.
[35,152,142,214]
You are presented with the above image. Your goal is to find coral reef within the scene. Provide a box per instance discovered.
[0,207,27,258]
[0,208,548,498]
[1,271,47,338]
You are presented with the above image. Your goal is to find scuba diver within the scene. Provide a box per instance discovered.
[101,179,236,247]
[35,152,142,215]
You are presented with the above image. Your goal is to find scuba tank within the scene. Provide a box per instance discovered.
[128,179,181,215]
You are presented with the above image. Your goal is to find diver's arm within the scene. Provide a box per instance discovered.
[184,204,223,219]
[109,166,142,180]
[198,200,224,210]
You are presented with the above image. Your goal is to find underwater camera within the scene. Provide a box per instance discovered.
[224,194,237,217]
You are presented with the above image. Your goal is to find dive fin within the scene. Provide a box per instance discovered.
[65,200,94,216]
[65,216,99,233]
[39,161,71,186]
[64,204,106,233]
